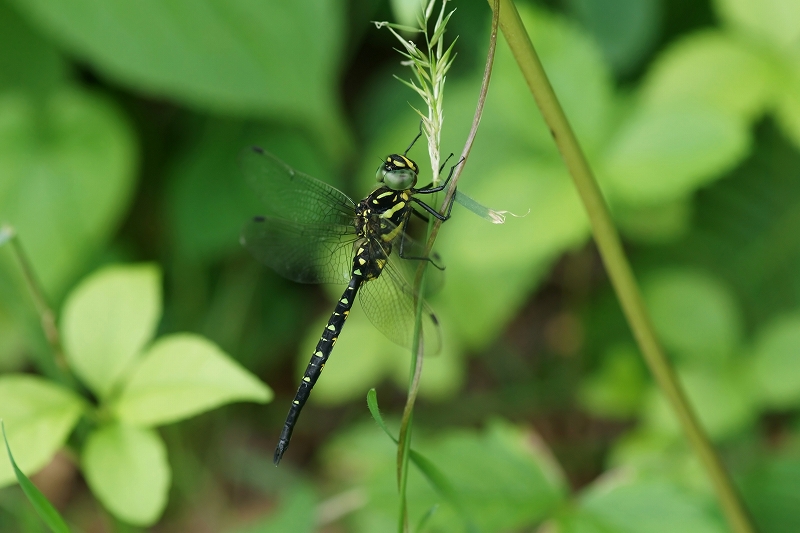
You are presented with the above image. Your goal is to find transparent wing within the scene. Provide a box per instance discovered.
[358,243,443,355]
[241,146,356,226]
[241,217,355,284]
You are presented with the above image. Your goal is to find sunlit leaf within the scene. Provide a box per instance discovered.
[642,364,758,440]
[642,269,743,363]
[604,102,750,205]
[112,333,272,426]
[713,0,800,48]
[575,478,727,533]
[82,423,170,526]
[61,264,161,399]
[640,31,774,121]
[0,374,84,487]
[751,313,800,408]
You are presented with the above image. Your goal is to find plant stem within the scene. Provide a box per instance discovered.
[3,225,76,388]
[394,3,500,530]
[485,2,755,532]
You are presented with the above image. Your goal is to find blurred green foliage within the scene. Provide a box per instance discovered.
[0,0,799,531]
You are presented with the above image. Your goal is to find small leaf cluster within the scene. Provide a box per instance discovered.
[0,264,271,526]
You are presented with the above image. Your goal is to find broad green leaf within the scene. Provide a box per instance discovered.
[774,54,800,150]
[345,421,567,533]
[751,313,800,408]
[82,423,170,526]
[643,364,758,440]
[9,0,348,151]
[365,389,479,531]
[603,102,750,205]
[437,159,588,350]
[228,483,316,533]
[0,0,67,93]
[566,0,661,75]
[640,31,774,121]
[738,454,800,533]
[2,422,71,533]
[577,479,727,533]
[642,269,742,363]
[113,334,271,426]
[579,344,647,419]
[167,121,330,262]
[61,264,161,399]
[614,195,692,244]
[0,88,136,296]
[713,0,800,48]
[0,374,84,487]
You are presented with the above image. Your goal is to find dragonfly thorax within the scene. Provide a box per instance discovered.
[352,186,413,280]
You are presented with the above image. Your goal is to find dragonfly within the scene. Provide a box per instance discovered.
[241,134,455,465]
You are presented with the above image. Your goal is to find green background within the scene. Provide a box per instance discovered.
[1,0,800,531]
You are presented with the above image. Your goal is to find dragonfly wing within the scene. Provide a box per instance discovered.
[241,146,356,227]
[241,216,354,284]
[357,246,442,355]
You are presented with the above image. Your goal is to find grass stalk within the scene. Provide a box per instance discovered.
[377,1,499,529]
[485,2,755,532]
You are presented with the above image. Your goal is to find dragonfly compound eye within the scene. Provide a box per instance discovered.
[377,154,418,190]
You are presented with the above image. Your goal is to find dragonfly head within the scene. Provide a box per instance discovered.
[376,154,418,190]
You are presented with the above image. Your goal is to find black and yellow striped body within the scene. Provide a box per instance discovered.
[273,185,414,464]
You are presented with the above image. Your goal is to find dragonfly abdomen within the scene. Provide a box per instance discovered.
[273,274,362,465]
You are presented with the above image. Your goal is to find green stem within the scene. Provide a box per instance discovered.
[487,2,755,532]
[395,3,499,530]
[3,225,76,387]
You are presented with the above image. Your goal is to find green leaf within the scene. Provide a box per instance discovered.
[643,364,758,440]
[579,344,647,419]
[614,195,692,244]
[0,0,67,93]
[9,0,348,151]
[82,423,170,526]
[112,333,271,426]
[0,225,13,247]
[167,121,330,262]
[640,31,774,121]
[0,374,85,487]
[603,102,750,205]
[566,0,661,75]
[714,0,800,48]
[489,4,614,158]
[227,482,316,533]
[774,55,800,150]
[642,269,743,363]
[576,479,727,533]
[751,313,800,408]
[0,88,136,296]
[366,389,479,532]
[344,421,568,533]
[437,159,588,350]
[61,264,161,399]
[2,421,71,533]
[738,453,800,533]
